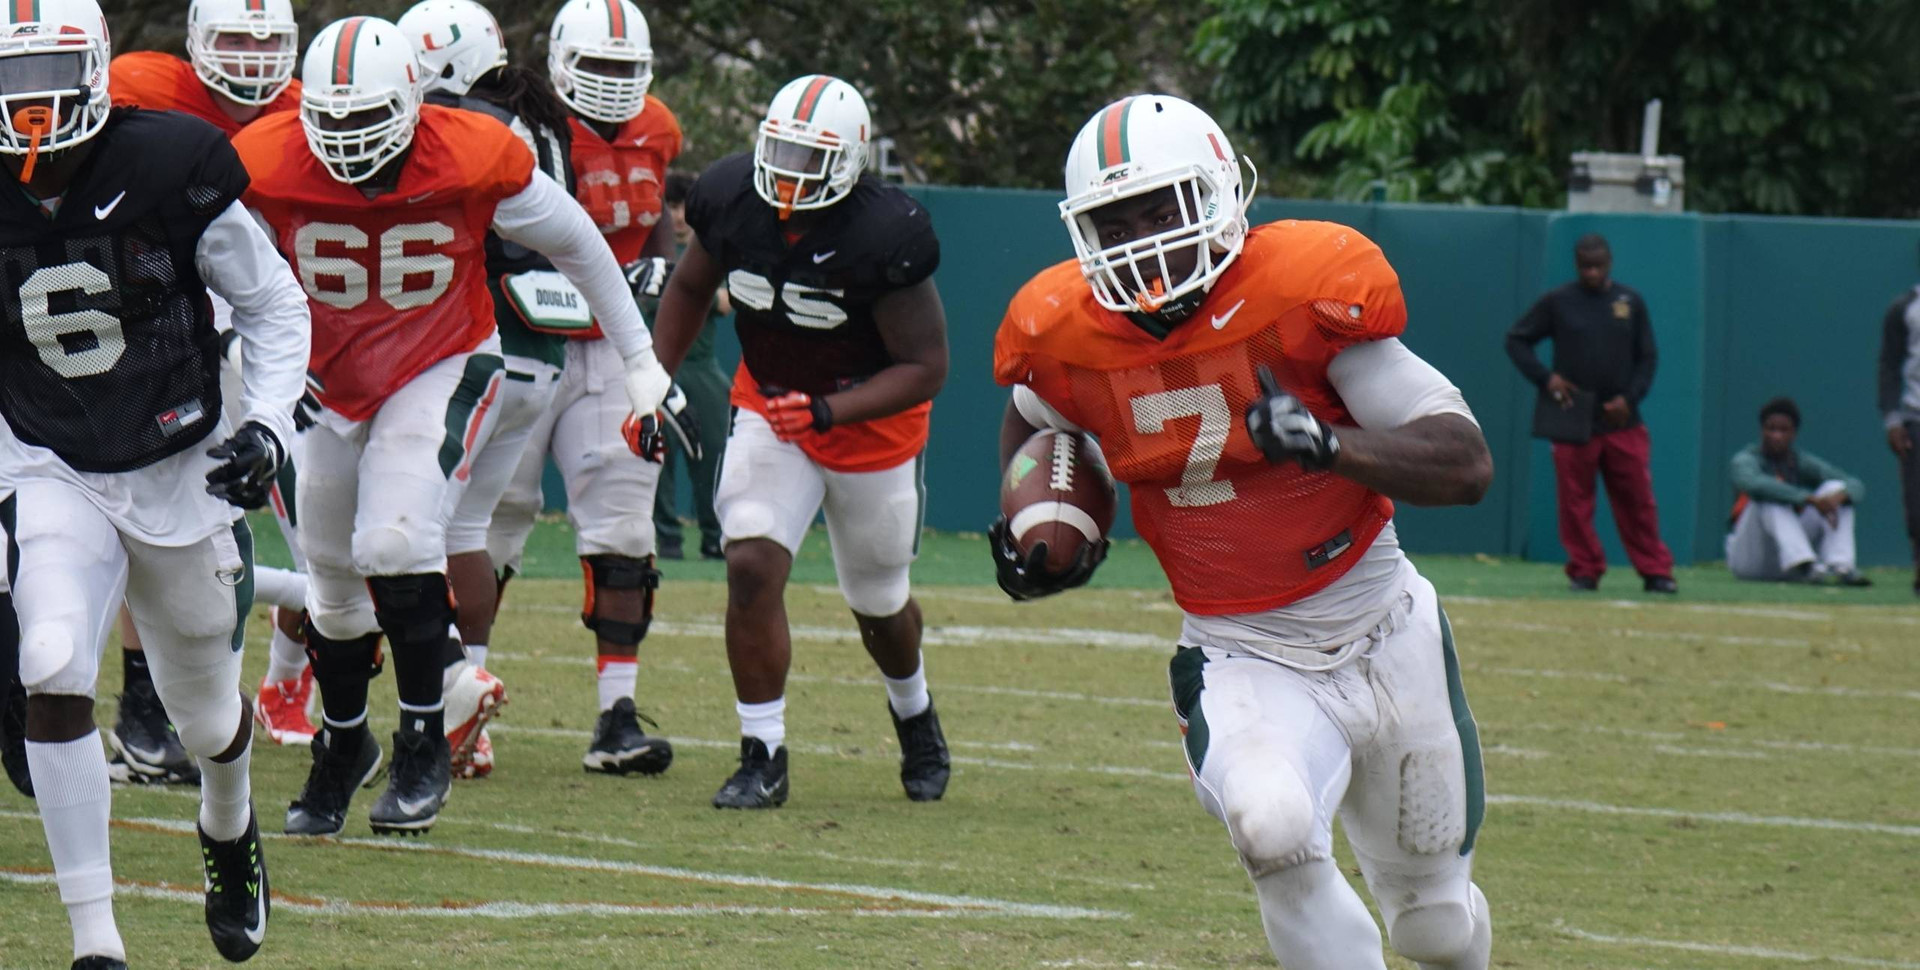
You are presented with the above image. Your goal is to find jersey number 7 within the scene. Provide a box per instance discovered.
[1130,383,1237,509]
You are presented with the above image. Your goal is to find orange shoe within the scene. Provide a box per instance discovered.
[255,668,317,745]
[443,662,506,777]
[462,728,494,779]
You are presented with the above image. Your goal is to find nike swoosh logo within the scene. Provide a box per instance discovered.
[396,794,438,816]
[94,190,126,220]
[405,191,435,204]
[1210,299,1247,330]
[122,742,165,763]
[245,888,266,944]
[812,250,836,264]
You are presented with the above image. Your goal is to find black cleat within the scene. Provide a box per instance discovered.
[286,725,382,837]
[1643,575,1679,594]
[71,957,128,969]
[891,699,951,802]
[711,737,788,809]
[3,673,30,798]
[109,679,199,786]
[200,808,268,962]
[369,729,451,835]
[581,698,674,775]
[1568,575,1599,592]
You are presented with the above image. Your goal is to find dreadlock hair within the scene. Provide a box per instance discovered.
[467,64,572,146]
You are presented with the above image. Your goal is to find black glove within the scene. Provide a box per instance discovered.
[987,515,1107,602]
[205,421,285,510]
[1244,365,1340,470]
[622,382,701,464]
[624,256,673,301]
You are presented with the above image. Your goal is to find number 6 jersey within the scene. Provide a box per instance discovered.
[234,104,535,421]
[994,220,1407,615]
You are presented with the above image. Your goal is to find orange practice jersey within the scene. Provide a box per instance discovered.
[728,365,932,474]
[234,105,535,421]
[109,51,301,137]
[566,95,681,341]
[995,221,1407,615]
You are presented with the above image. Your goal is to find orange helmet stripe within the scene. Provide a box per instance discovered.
[1096,97,1134,170]
[605,0,627,39]
[332,17,365,85]
[794,75,833,122]
[9,0,39,23]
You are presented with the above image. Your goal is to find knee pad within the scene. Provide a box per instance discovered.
[18,620,84,693]
[366,574,457,647]
[304,625,384,685]
[839,567,910,618]
[1221,766,1318,878]
[1386,901,1476,965]
[169,688,243,759]
[354,525,435,578]
[580,555,658,646]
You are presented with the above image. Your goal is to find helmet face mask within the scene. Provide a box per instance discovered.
[299,17,423,186]
[399,0,508,98]
[751,75,870,218]
[1059,95,1253,324]
[547,0,651,124]
[0,0,112,167]
[187,0,298,106]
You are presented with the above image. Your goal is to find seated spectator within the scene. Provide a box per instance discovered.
[1726,397,1871,585]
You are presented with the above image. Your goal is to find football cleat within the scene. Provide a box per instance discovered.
[891,699,951,802]
[254,669,317,746]
[200,807,269,962]
[460,727,493,779]
[369,729,451,835]
[110,679,200,786]
[711,737,788,810]
[442,661,507,778]
[3,673,30,797]
[285,725,382,837]
[71,957,128,970]
[582,698,673,776]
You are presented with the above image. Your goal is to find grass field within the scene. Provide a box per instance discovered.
[2,519,1917,969]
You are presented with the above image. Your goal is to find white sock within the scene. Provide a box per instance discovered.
[323,710,367,731]
[466,644,488,670]
[1252,859,1389,970]
[883,653,930,719]
[252,566,307,611]
[597,657,637,711]
[27,732,126,963]
[736,697,786,752]
[197,744,252,843]
[265,624,308,685]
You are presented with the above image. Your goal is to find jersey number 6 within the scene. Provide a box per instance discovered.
[20,261,126,380]
[294,221,456,311]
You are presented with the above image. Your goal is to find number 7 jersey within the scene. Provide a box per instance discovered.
[233,104,535,421]
[994,220,1406,615]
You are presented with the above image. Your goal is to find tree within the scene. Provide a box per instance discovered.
[1197,0,1920,216]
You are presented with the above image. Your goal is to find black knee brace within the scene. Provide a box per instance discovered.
[302,624,383,725]
[579,555,659,646]
[367,573,457,647]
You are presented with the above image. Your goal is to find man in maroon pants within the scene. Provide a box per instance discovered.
[1507,234,1678,593]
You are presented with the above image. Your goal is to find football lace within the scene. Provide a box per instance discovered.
[1048,431,1075,492]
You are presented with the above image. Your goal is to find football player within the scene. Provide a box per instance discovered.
[233,15,671,836]
[652,75,952,809]
[0,0,311,963]
[991,95,1495,970]
[107,0,316,764]
[485,0,690,779]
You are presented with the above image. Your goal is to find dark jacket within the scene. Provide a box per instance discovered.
[1506,280,1657,438]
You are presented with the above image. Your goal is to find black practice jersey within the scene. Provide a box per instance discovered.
[0,108,246,472]
[684,152,939,396]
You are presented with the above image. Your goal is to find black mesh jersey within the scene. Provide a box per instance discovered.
[0,108,247,473]
[684,152,939,397]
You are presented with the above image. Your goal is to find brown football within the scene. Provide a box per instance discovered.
[999,429,1118,573]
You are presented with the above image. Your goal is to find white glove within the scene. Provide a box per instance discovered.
[623,348,672,417]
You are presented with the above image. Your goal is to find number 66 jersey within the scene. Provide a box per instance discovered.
[993,220,1406,615]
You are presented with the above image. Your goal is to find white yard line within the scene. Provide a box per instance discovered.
[1487,722,1920,759]
[1476,666,1920,702]
[1453,618,1816,649]
[505,607,1177,651]
[1558,922,1920,968]
[1490,796,1920,838]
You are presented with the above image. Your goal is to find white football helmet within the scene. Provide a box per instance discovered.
[753,74,869,217]
[399,0,507,97]
[300,17,423,185]
[186,0,298,106]
[0,0,112,162]
[547,0,650,124]
[1060,95,1254,318]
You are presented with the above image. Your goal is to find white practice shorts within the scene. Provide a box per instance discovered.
[714,409,924,617]
[447,356,561,556]
[8,478,251,757]
[1170,572,1484,901]
[489,338,661,570]
[300,345,506,640]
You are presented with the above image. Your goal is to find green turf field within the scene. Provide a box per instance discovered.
[2,518,1915,968]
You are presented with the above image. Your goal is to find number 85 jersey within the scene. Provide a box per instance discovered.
[994,221,1405,615]
[234,104,534,421]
